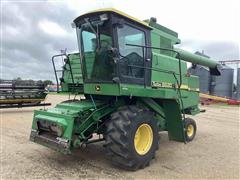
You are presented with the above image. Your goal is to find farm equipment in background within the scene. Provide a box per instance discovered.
[30,8,221,170]
[200,93,240,105]
[0,80,50,108]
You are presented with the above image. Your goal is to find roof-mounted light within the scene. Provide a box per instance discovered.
[100,14,108,21]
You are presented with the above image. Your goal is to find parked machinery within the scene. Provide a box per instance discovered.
[0,80,50,108]
[30,9,221,170]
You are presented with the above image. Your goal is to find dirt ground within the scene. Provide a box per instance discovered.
[0,94,239,179]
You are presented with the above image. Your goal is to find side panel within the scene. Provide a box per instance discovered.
[181,76,200,111]
[181,91,199,110]
[162,99,185,142]
[61,53,83,93]
[120,84,178,99]
[84,83,120,96]
[151,52,188,86]
[139,97,166,131]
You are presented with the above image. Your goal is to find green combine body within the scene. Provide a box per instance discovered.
[61,53,83,92]
[30,8,220,170]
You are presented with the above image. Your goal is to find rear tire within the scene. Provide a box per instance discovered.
[104,105,159,171]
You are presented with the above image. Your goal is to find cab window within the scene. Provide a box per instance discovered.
[117,24,146,78]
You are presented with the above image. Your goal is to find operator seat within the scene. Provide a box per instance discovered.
[119,52,144,78]
[91,40,113,80]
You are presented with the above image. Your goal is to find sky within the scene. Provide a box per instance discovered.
[1,0,239,81]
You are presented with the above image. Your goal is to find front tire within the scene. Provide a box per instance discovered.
[104,106,159,171]
[184,118,197,142]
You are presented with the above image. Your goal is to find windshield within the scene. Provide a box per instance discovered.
[80,19,115,82]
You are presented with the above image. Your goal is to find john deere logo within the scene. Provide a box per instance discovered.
[95,85,101,91]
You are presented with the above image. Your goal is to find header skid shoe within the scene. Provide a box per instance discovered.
[30,129,71,154]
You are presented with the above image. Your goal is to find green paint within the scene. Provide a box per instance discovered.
[84,83,120,96]
[174,48,218,68]
[61,53,83,93]
[162,100,185,142]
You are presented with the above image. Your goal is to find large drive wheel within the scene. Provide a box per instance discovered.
[104,106,159,171]
[184,118,197,142]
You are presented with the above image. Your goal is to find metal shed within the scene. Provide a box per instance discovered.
[236,68,240,100]
[188,65,210,94]
[210,65,234,98]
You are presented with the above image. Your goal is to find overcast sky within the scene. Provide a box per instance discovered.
[1,0,239,81]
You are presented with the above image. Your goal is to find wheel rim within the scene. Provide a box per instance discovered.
[187,124,194,137]
[134,124,153,155]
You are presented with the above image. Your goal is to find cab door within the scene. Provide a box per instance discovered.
[116,22,151,86]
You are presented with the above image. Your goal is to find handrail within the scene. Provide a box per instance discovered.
[51,54,75,93]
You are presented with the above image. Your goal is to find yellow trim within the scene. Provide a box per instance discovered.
[152,81,199,92]
[200,93,229,102]
[0,98,44,103]
[180,85,200,92]
[188,88,200,92]
[82,8,151,28]
[134,124,153,155]
[187,124,194,137]
[180,84,189,90]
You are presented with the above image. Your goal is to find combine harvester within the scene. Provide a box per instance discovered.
[0,80,50,108]
[30,9,222,170]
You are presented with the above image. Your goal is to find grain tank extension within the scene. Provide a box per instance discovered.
[30,9,220,170]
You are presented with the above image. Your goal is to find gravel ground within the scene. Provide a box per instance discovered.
[0,94,239,179]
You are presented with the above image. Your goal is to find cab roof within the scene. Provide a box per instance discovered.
[73,8,152,29]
